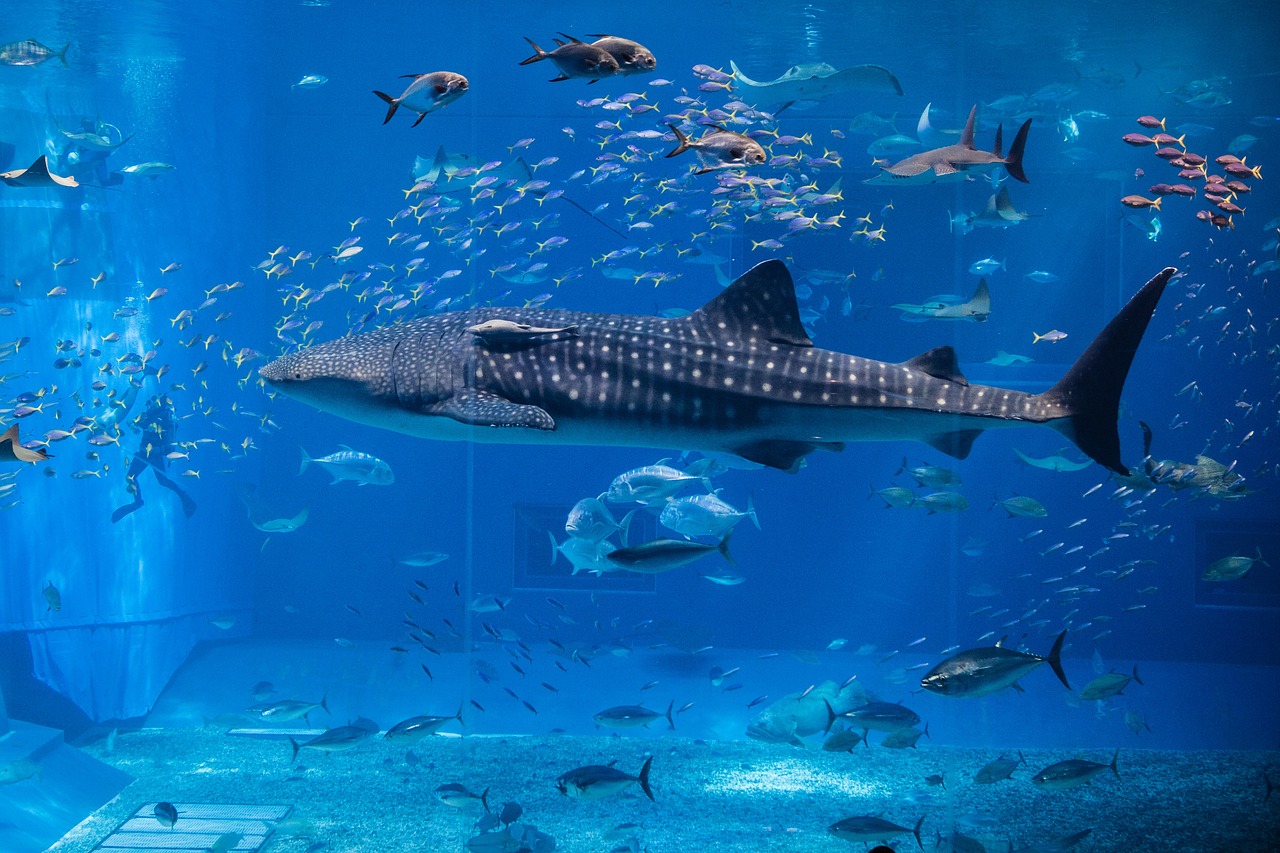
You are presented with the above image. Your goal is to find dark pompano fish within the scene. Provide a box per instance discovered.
[606,534,732,573]
[373,71,468,127]
[828,815,923,848]
[0,40,69,67]
[921,630,1070,698]
[519,36,618,82]
[579,34,656,75]
[1032,750,1119,791]
[556,756,654,801]
[665,124,766,174]
[974,751,1026,784]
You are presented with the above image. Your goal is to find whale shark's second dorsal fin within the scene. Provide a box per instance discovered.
[690,260,813,347]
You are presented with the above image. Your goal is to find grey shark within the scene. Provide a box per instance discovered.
[260,261,1174,474]
[866,105,1031,185]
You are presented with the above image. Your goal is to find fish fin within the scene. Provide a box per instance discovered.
[991,123,1004,158]
[518,37,548,65]
[901,345,967,385]
[1039,268,1174,473]
[729,439,841,472]
[690,260,812,346]
[933,161,959,176]
[289,737,300,764]
[56,43,70,67]
[412,112,427,128]
[1132,663,1143,686]
[913,815,925,851]
[637,756,655,801]
[665,700,675,731]
[822,699,836,735]
[922,429,982,460]
[549,75,570,82]
[298,447,311,474]
[664,124,691,158]
[1005,118,1032,183]
[960,104,977,148]
[427,391,555,430]
[372,91,398,125]
[717,529,734,565]
[1109,748,1120,778]
[1046,629,1071,690]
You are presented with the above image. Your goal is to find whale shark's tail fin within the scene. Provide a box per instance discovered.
[1037,267,1174,474]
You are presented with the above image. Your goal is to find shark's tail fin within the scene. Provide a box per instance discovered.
[1037,268,1174,473]
[1004,119,1032,183]
[373,91,398,124]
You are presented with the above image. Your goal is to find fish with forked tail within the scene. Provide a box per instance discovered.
[260,261,1173,477]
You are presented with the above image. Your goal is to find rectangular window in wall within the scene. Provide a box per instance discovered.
[1194,518,1280,610]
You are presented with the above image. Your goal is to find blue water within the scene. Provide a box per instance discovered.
[1,0,1279,849]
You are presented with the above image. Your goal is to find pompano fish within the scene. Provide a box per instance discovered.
[299,445,393,485]
[576,34,655,75]
[556,756,654,801]
[665,124,766,174]
[373,71,468,127]
[921,630,1070,697]
[519,36,618,82]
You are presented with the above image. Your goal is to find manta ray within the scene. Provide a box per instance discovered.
[0,155,79,188]
[261,261,1173,475]
[892,279,991,322]
[729,60,903,109]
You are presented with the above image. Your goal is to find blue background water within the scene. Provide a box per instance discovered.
[1,0,1278,756]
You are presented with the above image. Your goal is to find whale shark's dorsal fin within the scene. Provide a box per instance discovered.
[691,260,813,347]
[901,345,968,385]
[959,105,977,149]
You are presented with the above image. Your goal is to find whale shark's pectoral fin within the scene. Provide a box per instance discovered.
[427,391,556,431]
[924,429,983,460]
[730,439,844,473]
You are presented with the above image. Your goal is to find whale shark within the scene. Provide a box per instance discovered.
[260,261,1173,474]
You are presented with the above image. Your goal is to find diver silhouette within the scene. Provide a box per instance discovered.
[110,394,196,523]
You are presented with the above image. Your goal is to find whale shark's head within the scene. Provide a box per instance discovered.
[260,333,400,422]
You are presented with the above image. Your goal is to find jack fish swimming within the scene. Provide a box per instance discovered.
[260,262,1173,477]
[299,445,393,485]
[374,71,469,126]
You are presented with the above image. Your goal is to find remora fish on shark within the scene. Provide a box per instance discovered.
[260,261,1174,475]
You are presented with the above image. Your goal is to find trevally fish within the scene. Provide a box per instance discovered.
[260,262,1173,477]
[566,495,631,543]
[659,492,758,538]
[607,465,706,505]
[921,631,1070,697]
[299,445,394,485]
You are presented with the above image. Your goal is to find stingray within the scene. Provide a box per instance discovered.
[0,424,50,463]
[0,155,79,188]
[729,60,902,110]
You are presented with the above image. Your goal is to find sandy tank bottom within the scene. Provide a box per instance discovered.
[44,729,1280,852]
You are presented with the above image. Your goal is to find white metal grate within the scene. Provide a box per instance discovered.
[93,802,292,852]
